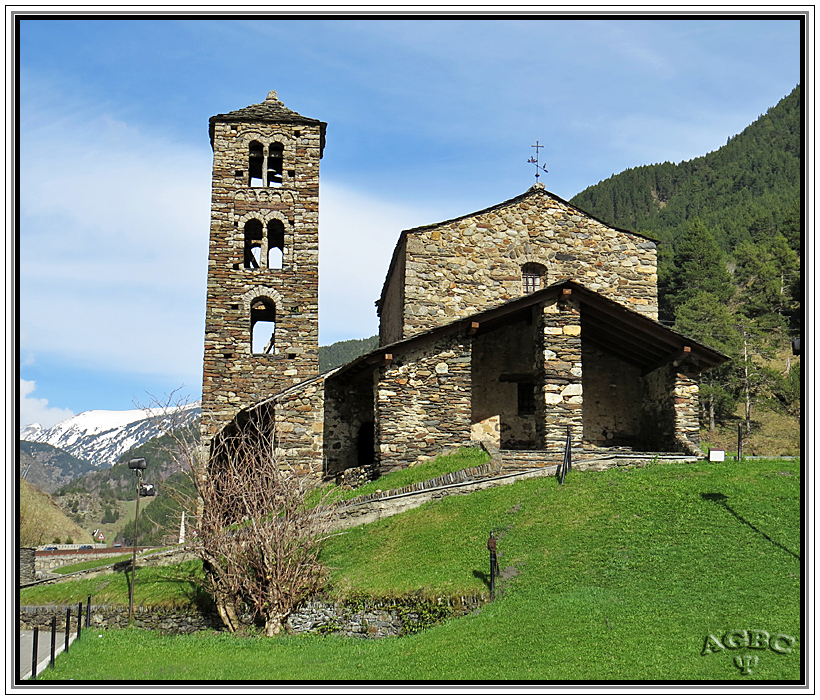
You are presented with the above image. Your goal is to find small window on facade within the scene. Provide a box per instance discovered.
[521,262,547,295]
[267,142,284,187]
[267,219,285,270]
[244,220,264,269]
[248,141,264,187]
[251,298,276,354]
[518,382,535,416]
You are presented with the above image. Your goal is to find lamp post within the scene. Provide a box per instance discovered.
[127,458,146,623]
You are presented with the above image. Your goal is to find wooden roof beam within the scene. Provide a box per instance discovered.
[640,346,691,377]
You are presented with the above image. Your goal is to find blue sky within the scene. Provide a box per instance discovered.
[17,14,803,427]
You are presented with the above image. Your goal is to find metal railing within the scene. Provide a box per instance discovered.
[26,596,91,680]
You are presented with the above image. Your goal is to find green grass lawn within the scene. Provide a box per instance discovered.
[31,458,802,682]
[51,548,166,575]
[21,560,205,608]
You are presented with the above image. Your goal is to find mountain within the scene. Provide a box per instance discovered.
[19,441,100,494]
[20,402,201,467]
[570,86,801,254]
[55,418,199,501]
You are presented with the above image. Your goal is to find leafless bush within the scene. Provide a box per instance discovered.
[145,394,335,636]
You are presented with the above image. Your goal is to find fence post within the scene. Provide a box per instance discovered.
[64,608,71,652]
[31,626,39,680]
[86,596,91,628]
[77,602,83,641]
[737,423,743,461]
[50,616,57,668]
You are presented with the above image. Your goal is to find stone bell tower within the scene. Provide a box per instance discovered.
[201,91,326,447]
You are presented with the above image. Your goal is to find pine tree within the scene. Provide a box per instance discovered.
[673,291,741,430]
[666,219,734,315]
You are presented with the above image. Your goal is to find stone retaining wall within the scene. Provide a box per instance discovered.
[20,605,225,635]
[21,594,487,639]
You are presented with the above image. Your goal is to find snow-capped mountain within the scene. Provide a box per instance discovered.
[20,402,201,467]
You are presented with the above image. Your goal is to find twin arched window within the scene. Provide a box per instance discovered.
[521,262,547,294]
[244,219,286,270]
[248,141,284,188]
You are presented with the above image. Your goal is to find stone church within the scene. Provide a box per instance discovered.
[200,91,727,478]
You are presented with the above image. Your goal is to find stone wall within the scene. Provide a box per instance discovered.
[201,93,323,448]
[380,183,658,342]
[20,605,225,635]
[539,297,584,451]
[270,374,327,477]
[582,344,645,447]
[21,594,487,639]
[379,236,406,346]
[323,369,376,476]
[20,548,35,585]
[472,312,539,449]
[376,335,473,472]
[287,594,486,637]
[673,373,702,455]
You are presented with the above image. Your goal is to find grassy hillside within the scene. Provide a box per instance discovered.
[19,478,92,546]
[31,457,801,681]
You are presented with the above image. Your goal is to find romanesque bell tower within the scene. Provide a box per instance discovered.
[201,91,326,448]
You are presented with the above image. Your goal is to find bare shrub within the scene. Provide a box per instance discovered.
[144,394,334,636]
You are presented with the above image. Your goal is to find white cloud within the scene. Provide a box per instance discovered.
[20,379,74,429]
[318,181,457,345]
[19,106,210,380]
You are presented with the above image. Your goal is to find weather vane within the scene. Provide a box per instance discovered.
[528,141,549,181]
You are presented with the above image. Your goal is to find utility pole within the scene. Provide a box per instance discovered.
[127,458,146,623]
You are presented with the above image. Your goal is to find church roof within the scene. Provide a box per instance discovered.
[358,279,727,381]
[209,91,327,155]
[376,184,657,314]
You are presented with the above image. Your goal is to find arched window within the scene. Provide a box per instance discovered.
[248,141,264,187]
[267,219,285,270]
[521,262,547,295]
[267,142,284,187]
[251,298,276,354]
[244,220,264,269]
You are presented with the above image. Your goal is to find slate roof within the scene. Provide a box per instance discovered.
[358,279,727,381]
[208,91,327,155]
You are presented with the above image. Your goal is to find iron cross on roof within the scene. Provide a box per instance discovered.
[528,141,549,181]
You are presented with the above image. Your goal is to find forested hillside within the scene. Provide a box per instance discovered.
[571,86,800,256]
[571,86,801,439]
[319,336,379,373]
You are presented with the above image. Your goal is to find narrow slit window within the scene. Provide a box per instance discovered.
[521,262,547,295]
[267,219,285,269]
[248,141,264,188]
[267,142,284,187]
[251,298,276,354]
[518,382,536,416]
[244,220,264,269]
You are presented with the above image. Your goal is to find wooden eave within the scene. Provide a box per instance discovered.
[350,280,728,381]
